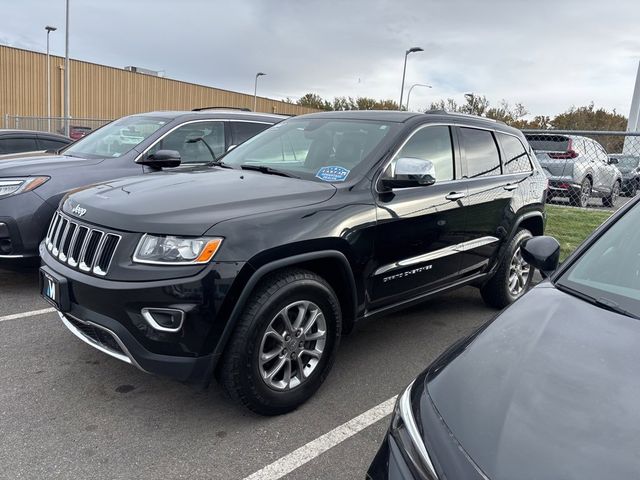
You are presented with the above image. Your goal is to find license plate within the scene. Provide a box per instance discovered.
[39,267,69,311]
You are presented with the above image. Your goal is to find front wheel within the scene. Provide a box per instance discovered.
[602,181,620,207]
[480,229,534,309]
[219,269,341,415]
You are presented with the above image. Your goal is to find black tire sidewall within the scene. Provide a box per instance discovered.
[236,277,340,413]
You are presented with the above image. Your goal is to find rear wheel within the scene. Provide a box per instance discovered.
[219,269,341,415]
[602,180,620,207]
[480,229,534,309]
[569,178,591,207]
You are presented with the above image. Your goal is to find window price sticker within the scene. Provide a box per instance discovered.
[315,166,350,182]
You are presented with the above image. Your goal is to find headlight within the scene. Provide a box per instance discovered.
[0,177,49,198]
[390,381,439,479]
[133,234,223,265]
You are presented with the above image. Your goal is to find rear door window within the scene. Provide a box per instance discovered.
[497,133,532,174]
[231,122,271,146]
[0,136,39,154]
[460,127,501,178]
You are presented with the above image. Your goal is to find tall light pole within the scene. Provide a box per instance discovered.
[253,72,266,112]
[45,25,57,132]
[63,0,70,137]
[399,47,423,109]
[406,83,432,111]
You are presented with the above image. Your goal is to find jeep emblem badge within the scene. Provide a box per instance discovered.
[71,204,87,217]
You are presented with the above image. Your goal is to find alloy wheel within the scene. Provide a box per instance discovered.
[508,246,531,296]
[580,180,592,207]
[258,300,327,391]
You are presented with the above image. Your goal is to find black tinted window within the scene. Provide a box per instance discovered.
[39,138,69,151]
[498,133,532,174]
[0,137,39,154]
[231,122,271,145]
[460,128,501,178]
[388,125,454,181]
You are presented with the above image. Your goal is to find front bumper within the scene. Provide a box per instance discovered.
[40,243,247,383]
[368,433,419,480]
[0,191,55,257]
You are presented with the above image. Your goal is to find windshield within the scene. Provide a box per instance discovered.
[616,156,639,169]
[557,201,640,318]
[63,115,170,159]
[219,118,396,182]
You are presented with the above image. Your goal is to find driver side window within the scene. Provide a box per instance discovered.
[146,121,226,164]
[383,125,454,182]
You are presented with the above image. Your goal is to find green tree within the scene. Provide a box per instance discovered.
[551,103,628,152]
[297,93,332,111]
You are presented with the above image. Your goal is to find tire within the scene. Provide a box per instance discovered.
[569,177,591,207]
[626,181,638,197]
[480,229,534,309]
[219,268,341,415]
[602,180,620,208]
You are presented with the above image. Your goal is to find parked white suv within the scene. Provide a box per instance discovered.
[525,134,622,207]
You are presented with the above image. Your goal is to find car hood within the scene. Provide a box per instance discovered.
[0,154,102,175]
[426,283,640,480]
[61,167,337,236]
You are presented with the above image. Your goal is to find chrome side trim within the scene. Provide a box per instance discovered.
[141,308,185,333]
[58,312,143,371]
[375,236,500,276]
[397,381,439,479]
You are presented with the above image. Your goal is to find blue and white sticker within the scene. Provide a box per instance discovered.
[315,166,350,182]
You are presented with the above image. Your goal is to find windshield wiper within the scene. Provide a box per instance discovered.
[556,283,639,319]
[240,164,300,179]
[208,160,234,169]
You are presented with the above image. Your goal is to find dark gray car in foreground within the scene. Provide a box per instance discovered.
[0,109,283,258]
[369,195,640,479]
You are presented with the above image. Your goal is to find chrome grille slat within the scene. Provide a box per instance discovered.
[45,211,121,276]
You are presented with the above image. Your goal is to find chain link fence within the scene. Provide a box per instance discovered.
[523,130,640,210]
[3,115,111,139]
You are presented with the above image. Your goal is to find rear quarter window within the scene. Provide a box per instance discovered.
[497,133,532,174]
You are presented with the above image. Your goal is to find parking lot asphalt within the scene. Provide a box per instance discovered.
[0,260,497,480]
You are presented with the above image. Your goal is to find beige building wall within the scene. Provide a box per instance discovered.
[0,44,317,121]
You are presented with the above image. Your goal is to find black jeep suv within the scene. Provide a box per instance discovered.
[0,109,283,258]
[39,110,546,415]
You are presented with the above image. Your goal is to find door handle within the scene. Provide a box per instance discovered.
[503,184,518,191]
[445,191,466,201]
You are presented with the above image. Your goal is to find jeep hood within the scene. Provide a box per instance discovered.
[62,167,337,235]
[425,284,640,480]
[0,153,103,176]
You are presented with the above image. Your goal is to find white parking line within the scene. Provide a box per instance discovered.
[243,395,397,480]
[0,307,56,323]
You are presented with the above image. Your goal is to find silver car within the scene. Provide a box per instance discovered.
[525,134,622,207]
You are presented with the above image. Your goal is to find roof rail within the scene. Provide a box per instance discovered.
[424,110,502,124]
[192,106,252,112]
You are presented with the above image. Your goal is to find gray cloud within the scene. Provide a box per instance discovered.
[2,0,639,117]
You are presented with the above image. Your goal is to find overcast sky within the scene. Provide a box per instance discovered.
[2,0,639,117]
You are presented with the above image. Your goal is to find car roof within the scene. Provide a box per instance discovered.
[0,129,68,138]
[136,110,288,123]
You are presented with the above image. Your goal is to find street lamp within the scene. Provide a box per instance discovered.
[63,0,70,137]
[406,83,432,111]
[254,72,266,112]
[399,47,423,109]
[45,25,57,132]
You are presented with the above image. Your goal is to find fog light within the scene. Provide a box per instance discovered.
[0,238,12,254]
[141,308,185,332]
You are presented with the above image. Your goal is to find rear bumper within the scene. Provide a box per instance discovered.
[547,177,580,193]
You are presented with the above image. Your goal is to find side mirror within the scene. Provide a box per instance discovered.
[521,236,561,278]
[381,157,436,189]
[139,149,181,169]
[608,157,619,165]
